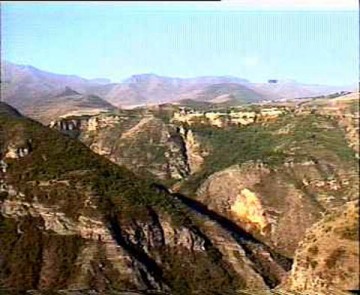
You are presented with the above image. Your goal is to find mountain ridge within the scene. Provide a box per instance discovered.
[2,61,355,114]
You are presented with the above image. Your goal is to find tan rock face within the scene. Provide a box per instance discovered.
[4,139,32,159]
[284,200,359,294]
[197,164,282,247]
[172,108,285,127]
[230,188,269,234]
[178,126,205,174]
[50,114,207,182]
[196,160,355,257]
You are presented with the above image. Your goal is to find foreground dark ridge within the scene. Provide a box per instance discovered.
[151,183,292,288]
[107,210,168,289]
[2,287,357,295]
[173,192,293,288]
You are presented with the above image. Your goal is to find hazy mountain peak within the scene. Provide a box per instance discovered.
[55,86,81,97]
[123,73,166,84]
[2,61,355,112]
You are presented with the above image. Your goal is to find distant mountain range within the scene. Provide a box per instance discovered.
[1,62,116,123]
[1,61,356,122]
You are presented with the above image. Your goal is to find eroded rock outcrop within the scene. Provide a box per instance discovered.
[196,160,357,257]
[50,114,206,181]
[4,140,32,159]
[177,126,205,174]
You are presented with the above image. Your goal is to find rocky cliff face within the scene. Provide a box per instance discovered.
[2,186,239,291]
[177,126,205,174]
[50,112,206,182]
[195,157,358,258]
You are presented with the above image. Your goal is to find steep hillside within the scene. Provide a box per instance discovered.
[3,92,358,294]
[0,102,294,294]
[283,200,359,294]
[49,110,192,184]
[300,92,359,156]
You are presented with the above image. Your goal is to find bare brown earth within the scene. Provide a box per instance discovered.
[282,200,359,294]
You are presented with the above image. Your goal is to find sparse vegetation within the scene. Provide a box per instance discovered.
[179,111,357,196]
[325,247,346,269]
[310,260,318,269]
[339,224,359,241]
[308,245,319,255]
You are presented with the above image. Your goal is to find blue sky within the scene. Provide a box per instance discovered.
[1,3,358,86]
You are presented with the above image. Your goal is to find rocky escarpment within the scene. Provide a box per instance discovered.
[282,200,359,294]
[195,157,358,258]
[177,126,206,174]
[0,186,230,292]
[0,199,147,291]
[82,114,191,180]
[170,189,292,288]
[50,113,206,182]
[172,107,287,127]
[4,140,32,159]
